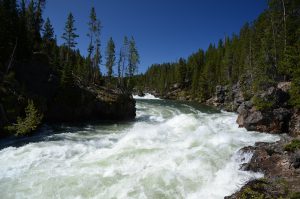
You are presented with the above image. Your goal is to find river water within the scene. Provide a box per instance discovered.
[0,95,278,199]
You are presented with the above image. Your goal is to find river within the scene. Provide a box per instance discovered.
[0,95,278,199]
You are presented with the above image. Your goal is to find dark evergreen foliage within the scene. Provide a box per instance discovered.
[0,0,140,136]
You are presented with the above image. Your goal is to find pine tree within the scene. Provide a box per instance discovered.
[42,17,54,41]
[25,0,45,48]
[26,0,36,39]
[128,36,140,77]
[87,7,102,83]
[117,50,122,85]
[35,0,46,39]
[177,58,187,84]
[105,37,116,80]
[62,12,78,50]
[13,100,43,136]
[121,36,129,78]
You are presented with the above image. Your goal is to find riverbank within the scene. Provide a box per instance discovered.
[138,84,300,198]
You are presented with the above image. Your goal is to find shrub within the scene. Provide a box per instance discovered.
[11,100,43,136]
[284,139,300,152]
[252,96,274,111]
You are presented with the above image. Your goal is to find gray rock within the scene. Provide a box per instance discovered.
[291,151,300,169]
[289,109,300,137]
[273,108,291,121]
[246,110,263,124]
[277,82,291,93]
[237,101,252,114]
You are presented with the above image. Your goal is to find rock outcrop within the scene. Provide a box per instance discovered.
[236,82,296,135]
[204,81,299,136]
[161,83,192,101]
[226,137,300,198]
[206,81,300,137]
[206,83,244,112]
[47,85,136,122]
[237,106,291,134]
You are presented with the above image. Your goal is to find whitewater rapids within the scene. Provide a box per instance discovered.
[0,95,278,199]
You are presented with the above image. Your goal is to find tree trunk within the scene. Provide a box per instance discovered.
[6,38,18,74]
[270,11,278,70]
[281,0,287,53]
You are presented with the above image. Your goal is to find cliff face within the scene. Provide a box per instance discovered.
[26,54,136,123]
[46,85,136,122]
[204,82,299,137]
[0,53,136,136]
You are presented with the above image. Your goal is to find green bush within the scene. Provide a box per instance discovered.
[9,100,43,136]
[284,139,300,152]
[252,96,274,111]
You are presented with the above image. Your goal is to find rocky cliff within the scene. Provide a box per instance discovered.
[46,85,136,122]
[0,53,136,136]
[225,137,300,198]
[202,81,299,137]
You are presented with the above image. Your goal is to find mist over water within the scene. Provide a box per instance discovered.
[0,95,278,199]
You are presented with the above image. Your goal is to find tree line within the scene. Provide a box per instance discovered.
[141,0,300,107]
[0,0,140,88]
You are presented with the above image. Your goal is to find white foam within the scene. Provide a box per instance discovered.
[133,93,161,100]
[0,100,279,199]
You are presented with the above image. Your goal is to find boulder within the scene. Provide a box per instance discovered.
[243,110,264,131]
[277,81,291,93]
[237,101,253,114]
[238,108,291,134]
[243,142,294,177]
[226,138,300,198]
[237,84,292,134]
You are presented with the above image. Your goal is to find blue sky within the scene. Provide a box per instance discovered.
[43,0,267,74]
